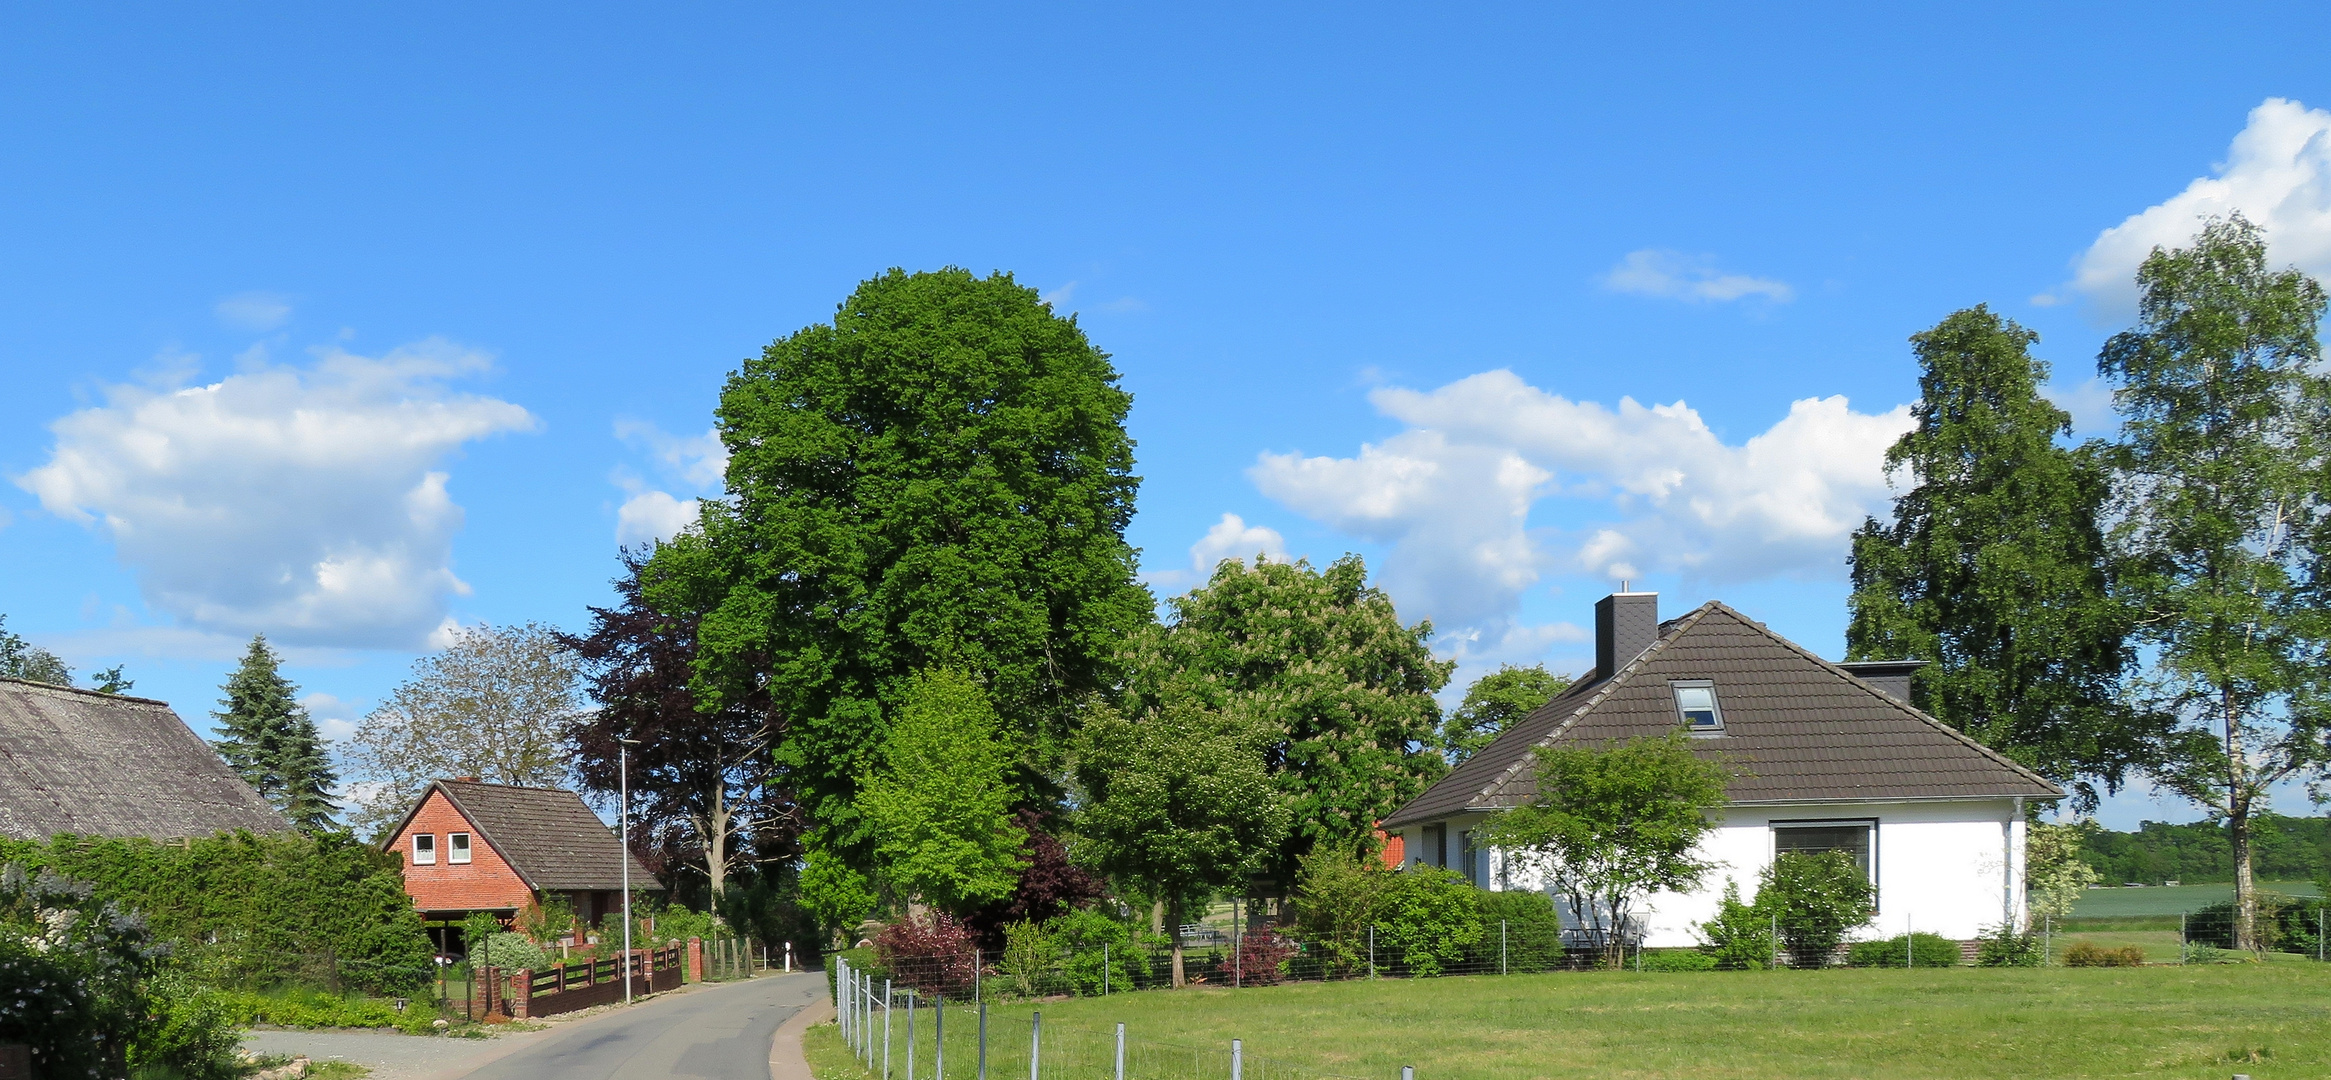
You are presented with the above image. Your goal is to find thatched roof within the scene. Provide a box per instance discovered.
[0,677,288,841]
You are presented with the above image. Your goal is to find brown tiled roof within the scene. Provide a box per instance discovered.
[393,779,652,892]
[1383,602,2061,827]
[0,677,288,841]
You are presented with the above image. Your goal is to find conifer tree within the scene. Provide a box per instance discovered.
[214,634,340,831]
[1846,305,2145,809]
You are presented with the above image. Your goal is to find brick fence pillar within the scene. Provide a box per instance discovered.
[511,969,531,1019]
[688,937,703,983]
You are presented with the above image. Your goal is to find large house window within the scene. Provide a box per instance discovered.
[1772,819,1876,884]
[411,833,436,865]
[1422,822,1447,868]
[449,832,473,865]
[1671,680,1723,732]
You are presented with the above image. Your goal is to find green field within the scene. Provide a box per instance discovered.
[2066,880,2319,919]
[810,965,2331,1080]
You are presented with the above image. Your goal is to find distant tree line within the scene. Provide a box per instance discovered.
[2077,814,2331,887]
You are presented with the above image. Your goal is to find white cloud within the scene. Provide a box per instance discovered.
[216,292,292,331]
[608,421,726,546]
[2061,98,2331,314]
[1251,370,1910,660]
[616,490,700,547]
[301,691,360,742]
[1189,513,1289,575]
[1601,249,1794,303]
[15,339,537,648]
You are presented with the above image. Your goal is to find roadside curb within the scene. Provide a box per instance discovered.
[769,983,837,1080]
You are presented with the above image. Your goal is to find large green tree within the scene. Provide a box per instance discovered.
[651,268,1150,863]
[1126,555,1452,889]
[1441,663,1569,765]
[1846,305,2145,808]
[2099,215,2331,951]
[1074,688,1289,986]
[857,668,1028,915]
[212,635,339,832]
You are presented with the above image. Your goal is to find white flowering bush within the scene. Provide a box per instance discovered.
[0,863,240,1080]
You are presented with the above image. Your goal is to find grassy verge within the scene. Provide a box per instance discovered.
[813,964,2331,1079]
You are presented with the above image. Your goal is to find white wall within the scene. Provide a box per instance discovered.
[1469,799,2027,948]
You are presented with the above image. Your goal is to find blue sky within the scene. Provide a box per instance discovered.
[6,3,2331,830]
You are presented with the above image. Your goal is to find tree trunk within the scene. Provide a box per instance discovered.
[704,783,733,905]
[2226,690,2260,953]
[1169,899,1186,988]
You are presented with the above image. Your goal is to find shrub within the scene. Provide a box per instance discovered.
[1478,889,1565,973]
[2186,895,2325,954]
[1375,865,1484,977]
[1638,949,1717,972]
[875,912,979,998]
[1759,852,1875,968]
[999,919,1061,996]
[478,932,553,972]
[211,986,444,1035]
[1234,928,1297,985]
[2062,941,2146,967]
[1975,923,2041,967]
[0,863,243,1080]
[1051,908,1153,994]
[1845,932,1960,968]
[1292,848,1393,978]
[1694,879,1773,970]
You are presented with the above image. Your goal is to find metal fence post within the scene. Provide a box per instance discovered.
[1030,1011,1042,1080]
[1233,898,1242,988]
[978,1000,989,1080]
[1368,927,1376,979]
[1115,1022,1126,1080]
[1770,914,1779,969]
[1231,1039,1242,1080]
[937,996,946,1080]
[839,962,849,1046]
[2180,912,2188,964]
[907,991,917,1080]
[1104,943,1110,996]
[975,949,983,1006]
[884,980,894,1080]
[1500,920,1507,975]
[1402,1067,1414,1080]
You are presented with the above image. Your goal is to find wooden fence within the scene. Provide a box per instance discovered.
[496,943,685,1019]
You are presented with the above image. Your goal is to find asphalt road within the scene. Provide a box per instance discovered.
[456,971,824,1080]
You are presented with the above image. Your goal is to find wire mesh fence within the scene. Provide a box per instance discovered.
[833,966,1375,1080]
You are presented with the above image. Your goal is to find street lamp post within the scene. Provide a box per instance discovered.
[620,737,638,1004]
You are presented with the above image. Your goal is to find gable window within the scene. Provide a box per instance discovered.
[1671,680,1723,732]
[411,833,436,865]
[449,833,473,865]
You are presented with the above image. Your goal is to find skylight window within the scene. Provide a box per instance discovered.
[1671,680,1723,732]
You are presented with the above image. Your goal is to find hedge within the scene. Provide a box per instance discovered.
[0,829,434,995]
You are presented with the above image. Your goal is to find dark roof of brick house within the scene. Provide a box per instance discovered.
[0,677,289,841]
[385,778,653,893]
[1383,601,2061,828]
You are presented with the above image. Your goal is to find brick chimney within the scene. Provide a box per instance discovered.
[1594,591,1660,679]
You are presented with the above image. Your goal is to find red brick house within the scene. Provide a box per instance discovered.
[382,779,654,947]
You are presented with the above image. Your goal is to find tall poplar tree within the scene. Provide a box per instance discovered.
[2100,215,2331,951]
[649,268,1151,867]
[1846,305,2144,809]
[213,634,340,831]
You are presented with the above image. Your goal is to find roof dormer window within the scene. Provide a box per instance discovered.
[1671,680,1723,733]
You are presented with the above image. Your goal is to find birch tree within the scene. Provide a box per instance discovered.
[2101,214,2331,951]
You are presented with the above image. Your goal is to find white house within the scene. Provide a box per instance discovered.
[1382,592,2060,948]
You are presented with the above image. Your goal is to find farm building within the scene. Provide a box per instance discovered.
[381,778,654,944]
[1383,592,2061,947]
[0,676,287,841]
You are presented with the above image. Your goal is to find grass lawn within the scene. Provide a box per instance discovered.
[810,964,2331,1080]
[2067,881,2318,919]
